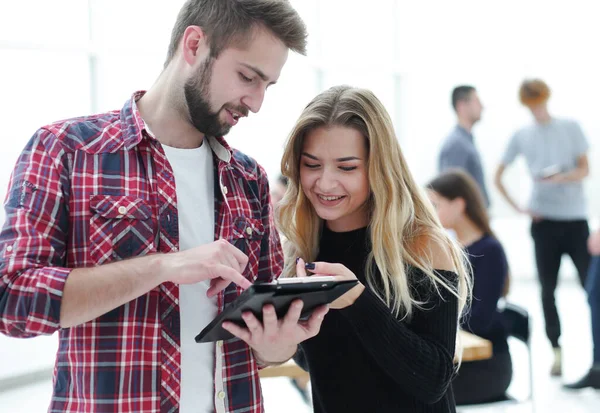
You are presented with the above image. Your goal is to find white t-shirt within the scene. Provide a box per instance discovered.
[162,141,216,413]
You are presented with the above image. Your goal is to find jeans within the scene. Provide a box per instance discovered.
[587,255,600,365]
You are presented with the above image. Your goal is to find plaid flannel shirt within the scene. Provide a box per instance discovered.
[0,91,283,413]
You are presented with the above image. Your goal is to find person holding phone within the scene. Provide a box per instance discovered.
[495,79,591,376]
[274,85,472,412]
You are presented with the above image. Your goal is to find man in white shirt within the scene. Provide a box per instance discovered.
[0,1,328,412]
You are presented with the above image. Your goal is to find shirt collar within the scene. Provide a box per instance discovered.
[455,124,474,142]
[121,90,233,163]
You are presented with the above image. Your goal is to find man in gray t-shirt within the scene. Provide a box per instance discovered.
[495,79,591,378]
[500,118,589,219]
[439,85,490,206]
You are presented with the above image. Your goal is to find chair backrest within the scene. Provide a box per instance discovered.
[500,302,530,343]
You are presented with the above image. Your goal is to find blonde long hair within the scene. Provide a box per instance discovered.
[278,85,471,319]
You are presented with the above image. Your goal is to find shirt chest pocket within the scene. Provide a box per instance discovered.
[89,195,157,265]
[229,216,265,282]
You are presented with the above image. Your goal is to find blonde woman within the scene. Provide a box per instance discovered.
[277,85,471,412]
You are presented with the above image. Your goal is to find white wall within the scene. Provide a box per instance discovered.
[394,0,600,218]
[1,1,599,223]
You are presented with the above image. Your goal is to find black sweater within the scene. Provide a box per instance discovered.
[296,226,459,413]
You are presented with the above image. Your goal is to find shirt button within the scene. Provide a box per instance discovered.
[217,340,223,348]
[245,227,253,236]
[6,245,13,252]
[118,206,127,215]
[218,391,225,400]
[222,186,228,195]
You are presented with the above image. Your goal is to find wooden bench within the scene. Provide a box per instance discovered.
[458,330,493,362]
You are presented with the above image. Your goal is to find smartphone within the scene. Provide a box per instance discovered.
[540,165,561,179]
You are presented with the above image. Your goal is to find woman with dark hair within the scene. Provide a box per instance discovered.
[428,169,512,405]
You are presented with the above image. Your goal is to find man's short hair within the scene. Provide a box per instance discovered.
[451,85,476,111]
[165,0,307,67]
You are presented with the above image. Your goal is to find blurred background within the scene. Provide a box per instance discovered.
[0,0,599,411]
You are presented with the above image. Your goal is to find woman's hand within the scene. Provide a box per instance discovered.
[296,258,365,309]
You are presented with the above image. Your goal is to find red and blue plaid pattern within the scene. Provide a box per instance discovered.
[0,91,283,412]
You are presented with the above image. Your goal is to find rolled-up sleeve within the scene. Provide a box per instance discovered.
[0,129,71,338]
[570,120,589,157]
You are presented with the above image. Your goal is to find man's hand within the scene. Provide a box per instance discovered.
[540,173,568,184]
[589,230,600,256]
[61,239,251,329]
[160,239,252,296]
[522,209,543,223]
[221,300,329,365]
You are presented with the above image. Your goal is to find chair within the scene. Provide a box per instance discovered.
[458,302,535,412]
[501,302,534,404]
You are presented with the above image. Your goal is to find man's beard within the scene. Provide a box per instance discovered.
[183,57,232,137]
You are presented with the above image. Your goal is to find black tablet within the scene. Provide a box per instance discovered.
[194,276,358,343]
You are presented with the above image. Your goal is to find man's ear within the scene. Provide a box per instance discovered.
[181,25,210,66]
